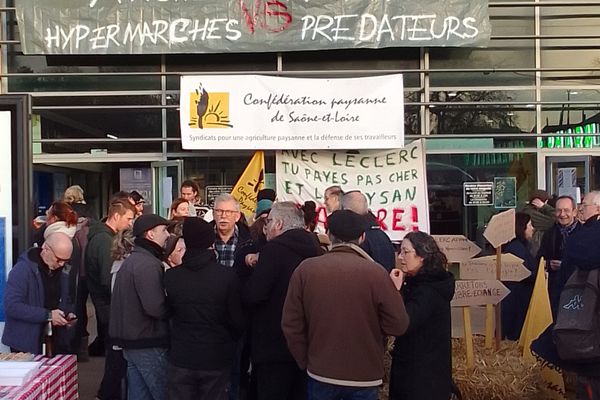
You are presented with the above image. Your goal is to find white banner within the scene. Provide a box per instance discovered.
[180,74,404,150]
[276,140,429,241]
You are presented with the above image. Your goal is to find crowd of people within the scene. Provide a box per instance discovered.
[501,190,600,399]
[4,181,600,399]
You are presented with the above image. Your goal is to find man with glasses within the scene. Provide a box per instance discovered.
[2,232,77,354]
[212,194,250,268]
[556,191,600,398]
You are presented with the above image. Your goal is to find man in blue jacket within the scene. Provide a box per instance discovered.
[2,232,76,354]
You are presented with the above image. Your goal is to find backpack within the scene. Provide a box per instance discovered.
[73,217,91,278]
[552,268,600,362]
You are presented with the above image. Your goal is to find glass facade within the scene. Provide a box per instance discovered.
[2,0,600,238]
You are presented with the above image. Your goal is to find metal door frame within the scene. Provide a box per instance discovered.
[151,160,183,216]
[545,155,590,196]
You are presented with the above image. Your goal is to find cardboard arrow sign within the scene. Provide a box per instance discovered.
[433,235,482,263]
[460,253,532,282]
[483,209,516,249]
[451,279,510,307]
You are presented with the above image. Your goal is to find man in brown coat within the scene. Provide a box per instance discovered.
[282,210,409,400]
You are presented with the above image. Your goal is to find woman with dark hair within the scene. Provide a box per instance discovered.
[389,231,455,400]
[501,211,535,340]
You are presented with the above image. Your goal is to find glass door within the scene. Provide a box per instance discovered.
[151,160,183,217]
[545,156,589,203]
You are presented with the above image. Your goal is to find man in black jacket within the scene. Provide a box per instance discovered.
[165,217,245,400]
[536,195,580,316]
[558,190,600,398]
[242,201,322,400]
[110,214,171,400]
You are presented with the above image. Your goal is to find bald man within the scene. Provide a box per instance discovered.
[2,232,77,354]
[341,191,396,271]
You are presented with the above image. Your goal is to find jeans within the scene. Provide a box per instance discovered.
[307,377,378,400]
[123,347,168,400]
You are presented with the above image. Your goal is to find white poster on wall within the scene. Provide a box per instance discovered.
[0,111,12,345]
[276,140,429,242]
[180,74,404,150]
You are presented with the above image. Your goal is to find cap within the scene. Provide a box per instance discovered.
[130,190,145,204]
[327,210,367,242]
[132,214,170,237]
[164,234,182,258]
[530,189,550,203]
[257,188,276,202]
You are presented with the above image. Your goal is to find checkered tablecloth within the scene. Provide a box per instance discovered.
[0,355,78,400]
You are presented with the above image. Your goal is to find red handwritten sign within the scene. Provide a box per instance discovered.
[239,0,292,33]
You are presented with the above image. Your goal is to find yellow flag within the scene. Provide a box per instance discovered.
[519,257,553,359]
[519,256,565,398]
[231,151,265,217]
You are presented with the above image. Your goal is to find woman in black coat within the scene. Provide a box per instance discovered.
[389,231,455,400]
[501,212,536,341]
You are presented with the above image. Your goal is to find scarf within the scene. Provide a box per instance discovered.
[134,237,164,259]
[558,220,579,251]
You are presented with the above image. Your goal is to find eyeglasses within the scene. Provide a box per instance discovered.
[45,244,71,263]
[214,209,238,216]
[399,248,415,255]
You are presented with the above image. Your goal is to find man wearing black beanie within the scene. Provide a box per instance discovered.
[283,210,409,400]
[164,217,245,400]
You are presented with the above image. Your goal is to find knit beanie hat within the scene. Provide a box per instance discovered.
[327,210,367,242]
[255,199,273,217]
[183,217,216,250]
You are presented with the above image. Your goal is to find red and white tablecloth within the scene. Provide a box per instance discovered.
[0,354,78,400]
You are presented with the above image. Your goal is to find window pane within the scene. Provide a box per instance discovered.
[427,153,537,240]
[35,109,162,139]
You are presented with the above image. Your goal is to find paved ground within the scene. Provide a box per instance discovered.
[78,355,104,400]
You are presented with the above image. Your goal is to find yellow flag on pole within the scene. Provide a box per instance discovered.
[231,151,265,217]
[519,257,566,399]
[519,257,553,359]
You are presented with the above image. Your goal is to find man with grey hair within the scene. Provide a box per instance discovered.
[341,190,396,271]
[3,232,76,354]
[212,193,250,268]
[243,201,323,400]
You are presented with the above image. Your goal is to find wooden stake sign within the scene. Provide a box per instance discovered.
[433,235,482,263]
[483,209,516,249]
[460,254,531,282]
[451,279,510,307]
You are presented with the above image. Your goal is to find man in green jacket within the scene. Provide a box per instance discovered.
[86,199,135,400]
